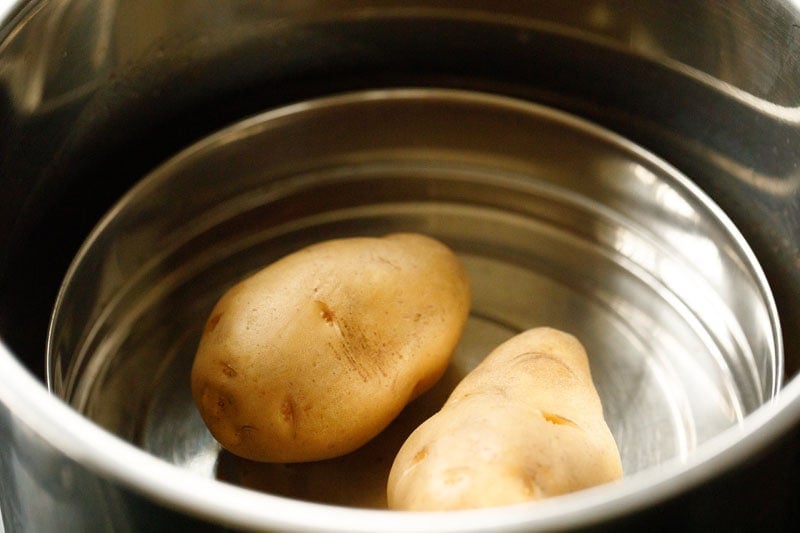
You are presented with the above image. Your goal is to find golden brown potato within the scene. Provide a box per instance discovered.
[191,233,470,463]
[387,327,622,510]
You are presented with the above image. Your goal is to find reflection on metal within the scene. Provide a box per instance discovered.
[0,0,116,114]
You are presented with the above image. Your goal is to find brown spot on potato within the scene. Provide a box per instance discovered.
[541,411,580,429]
[280,395,297,438]
[411,447,428,465]
[200,386,231,419]
[221,363,237,377]
[315,300,335,324]
[281,396,294,421]
[205,313,222,333]
[375,254,401,270]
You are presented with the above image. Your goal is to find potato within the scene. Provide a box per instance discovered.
[387,327,622,510]
[191,233,470,463]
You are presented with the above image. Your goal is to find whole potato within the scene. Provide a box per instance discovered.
[387,327,622,510]
[191,233,470,463]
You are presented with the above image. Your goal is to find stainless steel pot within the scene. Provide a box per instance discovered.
[2,1,800,531]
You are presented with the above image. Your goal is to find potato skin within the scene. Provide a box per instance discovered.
[191,233,470,463]
[387,327,622,510]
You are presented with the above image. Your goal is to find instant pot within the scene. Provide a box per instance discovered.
[2,1,800,531]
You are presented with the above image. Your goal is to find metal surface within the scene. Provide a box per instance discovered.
[47,89,782,521]
[2,0,800,531]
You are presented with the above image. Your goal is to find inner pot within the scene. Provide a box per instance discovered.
[46,89,781,528]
